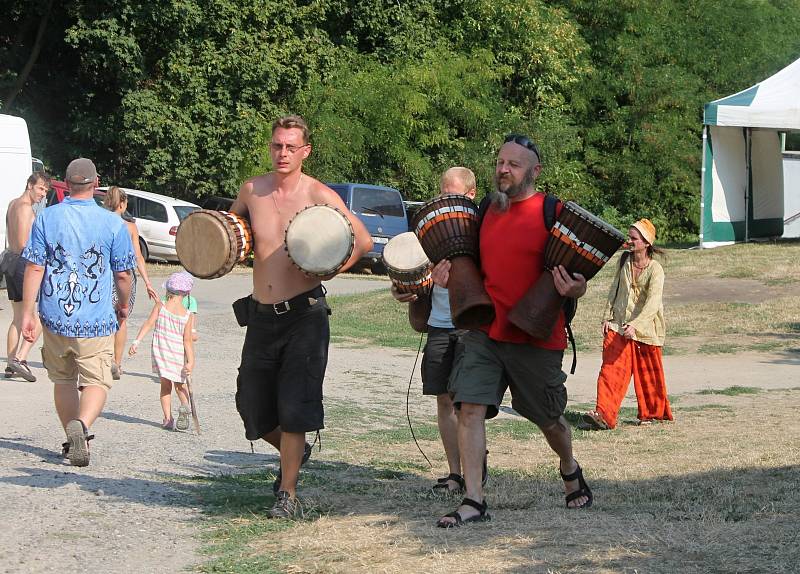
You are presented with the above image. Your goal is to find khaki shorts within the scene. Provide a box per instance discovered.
[41,329,115,390]
[449,330,568,425]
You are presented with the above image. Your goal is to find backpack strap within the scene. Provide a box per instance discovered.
[543,193,559,230]
[477,195,491,226]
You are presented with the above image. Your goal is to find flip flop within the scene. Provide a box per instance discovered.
[581,411,610,431]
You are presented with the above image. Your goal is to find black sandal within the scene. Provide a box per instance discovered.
[560,461,593,509]
[436,497,491,528]
[432,473,465,493]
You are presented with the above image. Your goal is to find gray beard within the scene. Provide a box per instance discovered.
[490,177,529,213]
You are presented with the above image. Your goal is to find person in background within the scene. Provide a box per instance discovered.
[103,186,158,379]
[21,158,134,467]
[129,272,196,431]
[582,218,672,430]
[392,167,487,494]
[3,172,49,382]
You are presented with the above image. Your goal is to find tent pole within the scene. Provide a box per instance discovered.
[745,127,751,243]
[699,125,708,248]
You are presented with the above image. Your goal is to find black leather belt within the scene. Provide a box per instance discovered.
[252,285,326,315]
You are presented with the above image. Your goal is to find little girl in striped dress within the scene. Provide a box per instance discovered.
[129,271,196,431]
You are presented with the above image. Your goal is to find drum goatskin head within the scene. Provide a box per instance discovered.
[383,232,429,270]
[176,210,236,279]
[285,205,354,276]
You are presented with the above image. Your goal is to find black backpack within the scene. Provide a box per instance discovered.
[477,194,578,374]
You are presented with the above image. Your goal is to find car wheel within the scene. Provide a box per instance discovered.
[370,260,386,275]
[139,238,149,261]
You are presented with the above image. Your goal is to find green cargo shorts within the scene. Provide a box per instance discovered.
[448,330,568,425]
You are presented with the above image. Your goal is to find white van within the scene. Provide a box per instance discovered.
[0,114,33,248]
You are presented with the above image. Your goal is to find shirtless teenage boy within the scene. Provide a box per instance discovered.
[230,115,372,518]
[4,172,48,381]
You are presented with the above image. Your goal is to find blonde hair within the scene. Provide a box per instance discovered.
[272,115,310,144]
[440,167,476,194]
[103,186,128,211]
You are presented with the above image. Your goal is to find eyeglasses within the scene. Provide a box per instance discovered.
[504,134,541,163]
[269,142,309,154]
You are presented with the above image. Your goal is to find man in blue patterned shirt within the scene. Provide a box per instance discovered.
[20,158,135,467]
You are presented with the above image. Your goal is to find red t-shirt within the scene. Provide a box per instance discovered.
[480,193,567,350]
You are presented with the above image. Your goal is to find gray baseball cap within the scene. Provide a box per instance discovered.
[65,158,98,185]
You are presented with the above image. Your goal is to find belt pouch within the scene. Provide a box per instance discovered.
[232,295,250,327]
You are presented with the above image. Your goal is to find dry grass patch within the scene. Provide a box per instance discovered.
[570,243,800,354]
[193,390,799,573]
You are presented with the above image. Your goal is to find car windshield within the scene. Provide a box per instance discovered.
[352,188,404,218]
[174,206,199,221]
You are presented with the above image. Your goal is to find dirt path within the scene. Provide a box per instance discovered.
[0,273,797,573]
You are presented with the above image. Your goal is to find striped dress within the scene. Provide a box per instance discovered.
[151,305,190,382]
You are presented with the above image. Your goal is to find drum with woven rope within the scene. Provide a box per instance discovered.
[285,204,354,277]
[176,210,253,279]
[383,232,433,295]
[411,194,494,329]
[509,201,625,338]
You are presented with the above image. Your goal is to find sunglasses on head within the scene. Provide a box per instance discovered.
[504,134,541,163]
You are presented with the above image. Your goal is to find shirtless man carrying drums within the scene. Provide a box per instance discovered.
[230,115,372,519]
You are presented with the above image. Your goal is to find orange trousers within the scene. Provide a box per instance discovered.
[595,330,673,429]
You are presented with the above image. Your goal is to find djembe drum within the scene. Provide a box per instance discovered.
[508,201,625,338]
[383,232,433,295]
[411,195,494,329]
[176,210,253,279]
[285,204,355,277]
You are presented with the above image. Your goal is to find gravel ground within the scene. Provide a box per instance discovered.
[1,271,798,573]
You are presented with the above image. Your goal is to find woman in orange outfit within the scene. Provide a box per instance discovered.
[582,218,672,430]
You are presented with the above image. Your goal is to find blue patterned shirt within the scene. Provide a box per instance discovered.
[22,197,136,337]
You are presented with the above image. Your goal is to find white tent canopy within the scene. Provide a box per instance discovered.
[700,57,800,247]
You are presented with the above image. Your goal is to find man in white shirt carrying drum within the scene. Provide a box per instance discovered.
[391,167,482,495]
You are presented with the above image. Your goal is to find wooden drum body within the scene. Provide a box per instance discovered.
[411,195,494,329]
[383,232,433,295]
[509,201,625,338]
[285,204,354,277]
[176,210,253,279]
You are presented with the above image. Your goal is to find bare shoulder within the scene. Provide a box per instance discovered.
[6,197,21,215]
[243,173,275,196]
[233,174,273,216]
[307,178,345,207]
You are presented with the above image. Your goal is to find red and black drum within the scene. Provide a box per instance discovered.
[545,202,626,280]
[509,201,625,338]
[411,195,494,329]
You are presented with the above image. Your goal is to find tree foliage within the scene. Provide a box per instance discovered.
[2,0,799,240]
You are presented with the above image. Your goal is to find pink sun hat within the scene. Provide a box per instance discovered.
[164,271,194,294]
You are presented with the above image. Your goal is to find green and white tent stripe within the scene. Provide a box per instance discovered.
[700,57,800,247]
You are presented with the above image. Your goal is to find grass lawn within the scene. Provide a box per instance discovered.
[326,242,800,355]
[187,388,800,573]
[182,242,800,572]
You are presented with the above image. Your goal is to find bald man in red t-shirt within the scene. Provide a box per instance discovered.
[436,135,593,528]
